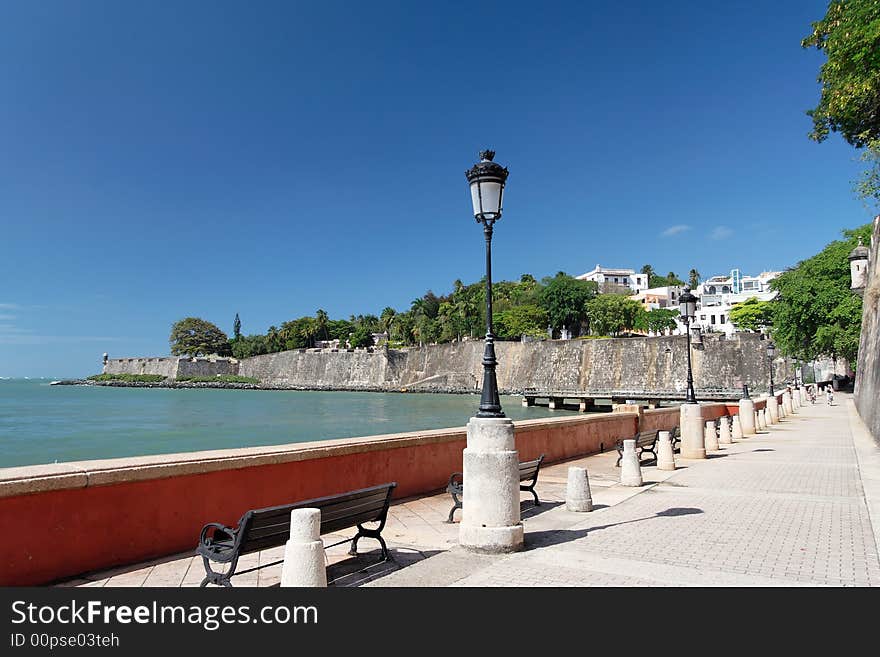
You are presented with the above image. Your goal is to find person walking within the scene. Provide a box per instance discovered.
[826,386,834,406]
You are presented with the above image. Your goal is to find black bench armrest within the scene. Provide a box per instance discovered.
[199,522,235,547]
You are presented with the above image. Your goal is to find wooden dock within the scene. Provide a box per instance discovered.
[521,387,743,411]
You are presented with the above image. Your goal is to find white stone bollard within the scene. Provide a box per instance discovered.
[680,403,705,459]
[718,416,732,444]
[767,396,779,424]
[732,414,743,440]
[759,409,767,430]
[792,390,800,409]
[657,430,675,470]
[704,420,719,451]
[460,416,524,553]
[280,509,327,587]
[754,410,760,431]
[566,467,593,512]
[620,439,643,486]
[739,397,756,436]
[782,390,794,415]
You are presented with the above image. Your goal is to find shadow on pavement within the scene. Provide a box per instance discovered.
[523,507,703,549]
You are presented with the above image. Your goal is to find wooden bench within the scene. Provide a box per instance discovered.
[445,454,545,524]
[615,430,659,466]
[196,482,397,587]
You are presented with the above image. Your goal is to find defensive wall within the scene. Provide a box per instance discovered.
[105,333,792,394]
[0,404,744,586]
[855,215,880,442]
[104,356,239,379]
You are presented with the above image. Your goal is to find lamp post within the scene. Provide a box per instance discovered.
[460,149,523,554]
[678,287,698,404]
[466,149,509,418]
[767,341,776,395]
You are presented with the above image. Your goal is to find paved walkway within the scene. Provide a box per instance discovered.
[63,393,880,587]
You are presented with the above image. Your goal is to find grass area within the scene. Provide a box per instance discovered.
[87,373,167,383]
[175,375,261,384]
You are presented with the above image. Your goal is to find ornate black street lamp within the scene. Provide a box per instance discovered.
[466,150,509,418]
[767,340,776,395]
[678,287,698,404]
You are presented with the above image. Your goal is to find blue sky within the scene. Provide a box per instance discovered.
[0,1,873,377]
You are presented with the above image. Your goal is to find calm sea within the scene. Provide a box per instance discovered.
[0,379,578,468]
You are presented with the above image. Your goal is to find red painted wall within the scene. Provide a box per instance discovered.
[2,411,683,586]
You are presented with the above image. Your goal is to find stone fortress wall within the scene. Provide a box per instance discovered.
[104,356,238,379]
[855,216,880,441]
[105,332,792,395]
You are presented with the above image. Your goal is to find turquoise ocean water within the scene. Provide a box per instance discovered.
[0,379,578,468]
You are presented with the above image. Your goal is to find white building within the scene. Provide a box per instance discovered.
[576,265,648,294]
[632,285,683,311]
[692,269,781,336]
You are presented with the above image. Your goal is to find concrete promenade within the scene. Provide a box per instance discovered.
[63,392,880,587]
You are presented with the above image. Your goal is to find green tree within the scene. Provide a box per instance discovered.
[231,334,268,359]
[640,264,656,280]
[803,0,880,202]
[586,295,645,337]
[494,304,549,340]
[641,307,679,335]
[728,297,776,333]
[232,313,241,340]
[349,324,374,348]
[169,317,231,357]
[770,223,872,363]
[688,269,701,288]
[538,272,598,335]
[315,309,329,342]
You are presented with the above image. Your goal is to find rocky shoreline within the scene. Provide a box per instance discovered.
[51,379,488,394]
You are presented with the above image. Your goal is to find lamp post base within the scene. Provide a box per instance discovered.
[459,416,524,554]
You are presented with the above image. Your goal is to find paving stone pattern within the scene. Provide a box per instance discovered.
[67,394,880,587]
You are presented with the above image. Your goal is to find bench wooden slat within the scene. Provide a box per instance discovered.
[248,489,390,529]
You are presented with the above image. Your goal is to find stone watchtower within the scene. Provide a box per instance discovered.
[850,236,869,296]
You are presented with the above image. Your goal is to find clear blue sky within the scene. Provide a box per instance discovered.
[0,1,873,377]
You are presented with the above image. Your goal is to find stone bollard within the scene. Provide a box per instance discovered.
[657,430,675,470]
[718,416,732,444]
[740,397,756,436]
[754,410,760,431]
[460,417,523,553]
[280,509,327,587]
[782,390,794,415]
[767,396,779,424]
[680,402,705,459]
[732,414,743,440]
[566,467,593,512]
[704,420,719,451]
[759,409,768,431]
[620,439,643,486]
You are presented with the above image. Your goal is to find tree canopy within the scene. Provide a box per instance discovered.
[170,318,231,357]
[803,0,880,202]
[769,223,872,363]
[728,297,775,333]
[586,295,644,337]
[538,273,598,336]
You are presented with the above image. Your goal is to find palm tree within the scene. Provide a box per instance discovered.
[315,309,329,342]
[688,269,701,288]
